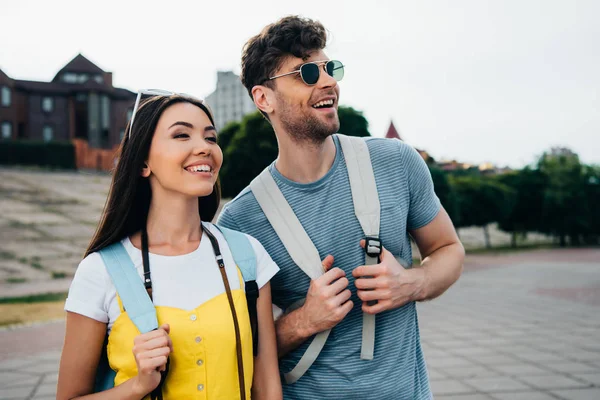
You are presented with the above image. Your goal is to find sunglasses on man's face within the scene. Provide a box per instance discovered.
[269,60,344,86]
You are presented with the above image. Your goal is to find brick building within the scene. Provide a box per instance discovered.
[0,54,136,169]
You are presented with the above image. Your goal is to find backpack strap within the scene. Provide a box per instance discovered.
[214,224,260,356]
[250,169,332,384]
[336,134,380,360]
[99,242,158,333]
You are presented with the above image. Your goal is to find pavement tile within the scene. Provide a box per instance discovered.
[31,383,56,397]
[465,354,523,366]
[22,362,60,375]
[489,392,558,400]
[0,372,38,386]
[436,395,495,400]
[463,377,531,393]
[427,356,476,369]
[544,361,600,374]
[443,366,500,379]
[515,374,590,390]
[550,388,600,400]
[0,386,34,399]
[430,379,477,396]
[490,363,553,377]
[572,373,600,385]
[427,368,448,380]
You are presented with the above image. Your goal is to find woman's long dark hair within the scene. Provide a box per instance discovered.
[86,95,220,257]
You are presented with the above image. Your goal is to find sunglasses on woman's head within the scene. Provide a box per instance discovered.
[128,89,203,139]
[269,60,344,86]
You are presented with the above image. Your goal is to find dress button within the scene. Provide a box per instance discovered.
[195,336,202,343]
[197,359,203,366]
[190,314,197,321]
[197,384,204,391]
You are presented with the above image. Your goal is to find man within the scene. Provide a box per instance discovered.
[218,16,464,399]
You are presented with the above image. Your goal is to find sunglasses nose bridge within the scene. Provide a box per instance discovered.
[316,64,337,87]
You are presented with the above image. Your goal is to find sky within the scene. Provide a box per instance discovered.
[1,0,598,168]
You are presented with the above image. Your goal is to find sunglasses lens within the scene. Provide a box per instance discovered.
[327,60,344,82]
[300,63,320,85]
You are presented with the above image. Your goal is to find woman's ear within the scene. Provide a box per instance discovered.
[141,162,151,178]
[252,85,274,115]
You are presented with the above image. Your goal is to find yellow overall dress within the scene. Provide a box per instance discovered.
[106,269,253,399]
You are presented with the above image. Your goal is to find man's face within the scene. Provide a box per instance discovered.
[269,50,341,144]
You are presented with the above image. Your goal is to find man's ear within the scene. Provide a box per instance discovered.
[141,162,151,178]
[252,85,275,116]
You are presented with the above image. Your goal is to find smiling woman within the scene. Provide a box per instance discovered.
[57,93,282,400]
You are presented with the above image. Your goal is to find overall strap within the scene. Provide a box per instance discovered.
[336,134,380,360]
[214,224,260,356]
[250,169,331,384]
[99,242,158,334]
[203,224,247,400]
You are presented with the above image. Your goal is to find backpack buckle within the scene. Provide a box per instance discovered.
[364,236,381,259]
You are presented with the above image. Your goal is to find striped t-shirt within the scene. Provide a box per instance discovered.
[218,135,440,399]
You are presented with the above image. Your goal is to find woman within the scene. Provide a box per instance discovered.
[57,92,282,399]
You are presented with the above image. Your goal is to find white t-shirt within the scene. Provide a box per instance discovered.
[65,223,279,333]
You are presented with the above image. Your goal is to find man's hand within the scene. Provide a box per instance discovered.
[352,241,426,315]
[298,255,353,336]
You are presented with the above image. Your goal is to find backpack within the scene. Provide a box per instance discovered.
[93,225,259,392]
[249,134,382,383]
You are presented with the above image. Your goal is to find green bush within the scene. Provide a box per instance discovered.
[0,141,76,169]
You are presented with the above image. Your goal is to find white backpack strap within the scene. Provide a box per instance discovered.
[250,168,331,384]
[337,134,380,360]
[250,169,324,280]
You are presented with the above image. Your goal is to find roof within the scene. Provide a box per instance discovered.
[14,79,135,99]
[385,121,401,140]
[53,54,105,81]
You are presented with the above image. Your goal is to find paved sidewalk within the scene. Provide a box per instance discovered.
[0,249,599,399]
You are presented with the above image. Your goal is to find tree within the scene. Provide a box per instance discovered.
[450,176,516,248]
[219,106,371,198]
[220,112,278,198]
[338,106,371,137]
[496,168,547,247]
[537,147,587,246]
[429,166,459,226]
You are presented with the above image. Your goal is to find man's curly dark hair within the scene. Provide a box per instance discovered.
[241,16,328,99]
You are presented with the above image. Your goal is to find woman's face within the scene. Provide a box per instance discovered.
[145,101,222,199]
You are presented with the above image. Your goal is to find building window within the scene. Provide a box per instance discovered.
[42,97,54,113]
[63,73,77,83]
[1,86,11,107]
[119,129,125,140]
[126,109,133,122]
[43,125,54,142]
[1,122,12,139]
[78,74,89,83]
[94,75,104,84]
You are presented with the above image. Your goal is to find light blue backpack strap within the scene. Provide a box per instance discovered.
[215,225,257,281]
[99,242,158,333]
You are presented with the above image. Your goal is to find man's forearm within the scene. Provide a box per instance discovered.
[274,307,314,358]
[415,241,464,301]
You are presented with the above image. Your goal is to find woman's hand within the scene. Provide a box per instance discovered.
[131,324,173,397]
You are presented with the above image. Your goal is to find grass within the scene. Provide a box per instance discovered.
[0,292,68,304]
[0,301,66,327]
[51,271,67,279]
[30,261,44,270]
[0,250,16,260]
[5,277,27,284]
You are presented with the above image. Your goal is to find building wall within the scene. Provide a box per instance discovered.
[26,94,70,142]
[111,98,133,146]
[206,71,256,129]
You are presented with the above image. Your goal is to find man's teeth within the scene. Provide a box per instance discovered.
[186,165,212,173]
[312,99,334,108]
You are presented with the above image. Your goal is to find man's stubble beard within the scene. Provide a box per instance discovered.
[278,96,340,146]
